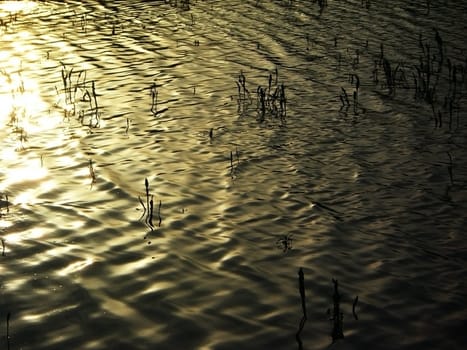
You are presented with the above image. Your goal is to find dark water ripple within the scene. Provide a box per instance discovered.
[1,0,467,349]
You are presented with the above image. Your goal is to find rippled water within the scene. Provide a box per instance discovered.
[1,0,467,349]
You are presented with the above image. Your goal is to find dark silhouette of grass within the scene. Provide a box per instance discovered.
[59,62,100,128]
[236,69,287,124]
[331,279,344,342]
[296,268,307,350]
[140,179,161,230]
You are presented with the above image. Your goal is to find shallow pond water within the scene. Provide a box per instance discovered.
[1,0,467,349]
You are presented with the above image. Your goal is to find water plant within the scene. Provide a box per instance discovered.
[236,71,251,115]
[276,234,293,252]
[58,62,100,128]
[296,268,307,350]
[367,27,467,131]
[330,279,344,342]
[139,178,161,230]
[236,69,287,124]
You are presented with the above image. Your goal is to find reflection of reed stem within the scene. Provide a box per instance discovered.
[158,200,162,227]
[138,196,146,220]
[352,295,359,320]
[150,82,158,115]
[88,159,97,185]
[299,268,307,320]
[149,195,154,228]
[331,279,344,342]
[296,268,307,350]
[145,178,149,214]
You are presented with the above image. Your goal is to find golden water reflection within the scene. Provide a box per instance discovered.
[0,1,38,13]
[0,3,70,214]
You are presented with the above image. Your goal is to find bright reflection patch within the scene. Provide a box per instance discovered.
[58,258,94,276]
[4,227,46,244]
[0,1,38,13]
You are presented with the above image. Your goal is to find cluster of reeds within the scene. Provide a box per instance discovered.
[372,44,410,97]
[295,270,359,347]
[58,62,100,128]
[235,69,287,124]
[139,178,161,231]
[340,73,364,115]
[420,31,467,130]
[329,279,344,342]
[412,31,444,104]
[149,81,168,116]
[236,70,251,115]
[373,30,466,130]
[256,69,287,123]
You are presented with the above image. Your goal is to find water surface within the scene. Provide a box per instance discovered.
[1,0,467,349]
